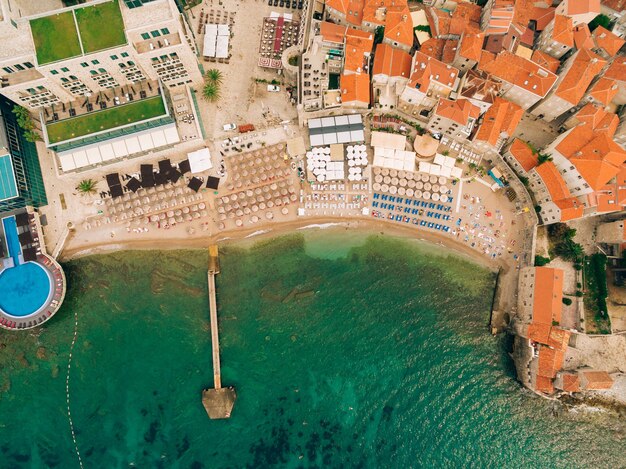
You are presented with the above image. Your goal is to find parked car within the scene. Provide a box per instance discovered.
[222,123,236,131]
[267,84,281,92]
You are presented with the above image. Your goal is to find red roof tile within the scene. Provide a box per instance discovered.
[474,97,523,146]
[433,98,480,125]
[552,15,574,47]
[555,48,606,105]
[531,50,561,73]
[326,0,365,25]
[581,370,614,390]
[592,26,626,55]
[589,77,619,106]
[408,51,459,91]
[531,266,564,325]
[372,43,412,78]
[384,9,414,48]
[343,29,374,73]
[604,56,626,82]
[508,138,539,172]
[459,31,484,62]
[561,373,581,392]
[340,72,370,104]
[573,24,594,50]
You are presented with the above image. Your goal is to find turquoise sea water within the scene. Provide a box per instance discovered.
[0,231,624,468]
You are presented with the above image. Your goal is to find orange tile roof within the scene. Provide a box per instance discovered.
[573,24,594,50]
[554,197,585,221]
[319,22,347,44]
[529,6,556,31]
[419,38,445,60]
[478,51,557,97]
[592,26,626,56]
[531,50,561,73]
[528,323,552,344]
[536,162,572,204]
[569,133,626,190]
[564,0,600,16]
[535,374,555,393]
[326,0,365,25]
[474,97,523,146]
[383,10,414,48]
[589,77,619,106]
[408,51,459,91]
[552,15,574,47]
[537,346,565,379]
[343,29,374,73]
[561,373,581,392]
[442,39,458,65]
[581,370,614,390]
[372,43,412,78]
[430,8,451,37]
[604,56,626,82]
[546,327,571,349]
[484,0,515,35]
[602,0,626,11]
[531,266,564,325]
[340,72,370,104]
[555,48,606,105]
[508,138,539,172]
[449,2,482,36]
[591,164,626,213]
[434,98,480,125]
[574,103,619,135]
[459,31,484,62]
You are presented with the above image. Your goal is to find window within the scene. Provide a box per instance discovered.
[69,75,77,80]
[91,60,100,65]
[80,62,89,67]
[160,28,170,35]
[24,62,34,69]
[2,67,13,74]
[14,64,24,71]
[118,63,126,68]
[98,68,106,73]
[61,77,69,83]
[90,70,97,75]
[50,69,59,75]
[150,30,161,37]
[141,33,150,40]
[61,67,69,72]
[110,55,119,60]
[121,52,129,57]
[127,61,135,66]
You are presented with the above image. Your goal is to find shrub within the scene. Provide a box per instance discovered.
[574,264,582,271]
[562,297,572,306]
[575,291,583,297]
[534,255,550,266]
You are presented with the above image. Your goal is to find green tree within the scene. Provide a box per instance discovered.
[202,83,221,102]
[535,255,550,266]
[588,14,611,32]
[205,68,223,86]
[12,105,41,142]
[374,26,385,45]
[554,238,584,261]
[562,297,572,306]
[537,152,553,164]
[75,179,98,195]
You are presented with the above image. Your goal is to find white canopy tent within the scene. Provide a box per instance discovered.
[188,148,213,173]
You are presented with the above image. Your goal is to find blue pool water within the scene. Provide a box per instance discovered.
[0,216,51,317]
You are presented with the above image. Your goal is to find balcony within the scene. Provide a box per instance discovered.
[0,69,45,88]
[134,33,182,54]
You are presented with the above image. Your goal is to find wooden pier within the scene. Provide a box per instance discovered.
[201,245,236,419]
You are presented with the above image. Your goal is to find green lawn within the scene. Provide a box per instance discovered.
[30,12,82,65]
[75,0,126,53]
[46,96,166,143]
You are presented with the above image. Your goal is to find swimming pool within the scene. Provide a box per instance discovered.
[0,216,52,318]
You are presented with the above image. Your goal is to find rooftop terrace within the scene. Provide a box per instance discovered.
[45,95,167,144]
[29,0,126,65]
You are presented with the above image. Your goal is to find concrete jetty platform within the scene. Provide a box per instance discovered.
[202,245,236,419]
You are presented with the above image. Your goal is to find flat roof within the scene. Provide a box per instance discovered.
[30,1,126,65]
[46,95,167,144]
[0,153,19,202]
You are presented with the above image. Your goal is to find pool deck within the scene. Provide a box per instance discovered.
[0,209,66,330]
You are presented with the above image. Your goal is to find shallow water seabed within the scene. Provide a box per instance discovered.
[0,232,624,468]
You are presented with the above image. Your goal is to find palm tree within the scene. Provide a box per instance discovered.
[76,179,98,195]
[537,152,553,164]
[206,69,223,86]
[202,83,220,102]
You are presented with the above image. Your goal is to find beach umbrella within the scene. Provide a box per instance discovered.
[219,213,227,221]
[383,176,391,184]
[375,175,383,183]
[290,193,297,202]
[373,182,381,191]
[432,184,440,193]
[281,207,289,215]
[251,215,260,223]
[440,195,448,203]
[244,207,251,215]
[169,217,176,225]
[270,183,278,190]
[218,206,226,214]
[230,194,238,202]
[423,191,431,200]
[398,187,406,196]
[391,177,399,186]
[424,182,432,191]
[381,168,390,176]
[252,204,259,213]
[432,193,440,201]
[259,202,267,210]
[267,201,275,208]
[373,167,381,175]
[167,210,174,217]
[405,172,414,181]
[415,189,423,198]
[430,175,438,184]
[275,198,283,206]
[222,196,230,203]
[232,201,241,210]
[381,184,389,193]
[440,186,448,194]
[226,183,234,191]
[408,179,416,188]
[390,169,398,177]
[421,174,429,182]
[218,222,226,230]
[236,209,243,217]
[282,196,290,205]
[199,202,206,210]
[389,186,397,194]
[235,219,243,227]
[178,215,185,223]
[236,181,243,189]
[266,211,274,220]
[398,170,406,179]
[416,181,424,190]
[406,188,414,197]
[240,199,248,207]
[201,210,208,217]
[175,209,182,216]
[399,178,407,187]
[439,177,447,185]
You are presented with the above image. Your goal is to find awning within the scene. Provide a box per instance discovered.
[188,148,213,173]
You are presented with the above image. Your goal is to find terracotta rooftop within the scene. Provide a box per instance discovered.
[573,24,594,50]
[535,162,585,221]
[604,56,626,82]
[531,266,564,325]
[531,50,561,73]
[433,98,480,125]
[589,165,626,213]
[552,15,574,47]
[507,138,539,172]
[581,370,614,390]
[384,9,414,48]
[449,2,482,36]
[574,103,619,135]
[340,72,370,104]
[537,346,566,381]
[569,133,626,190]
[602,0,626,11]
[554,197,586,221]
[473,97,523,147]
[459,69,502,106]
[564,0,601,16]
[408,51,459,91]
[459,31,485,62]
[588,77,619,106]
[319,21,347,44]
[554,48,606,105]
[527,6,556,31]
[560,372,581,392]
[326,0,365,25]
[484,0,515,35]
[362,0,410,26]
[592,26,626,56]
[478,51,557,97]
[343,29,374,74]
[419,38,445,60]
[372,43,412,78]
